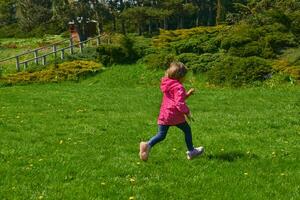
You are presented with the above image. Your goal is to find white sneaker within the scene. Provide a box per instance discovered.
[186,146,204,160]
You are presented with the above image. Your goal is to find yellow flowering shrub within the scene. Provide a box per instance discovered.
[0,60,102,85]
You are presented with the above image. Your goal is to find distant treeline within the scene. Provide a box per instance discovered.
[0,0,299,37]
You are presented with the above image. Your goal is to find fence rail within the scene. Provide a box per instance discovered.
[0,35,101,72]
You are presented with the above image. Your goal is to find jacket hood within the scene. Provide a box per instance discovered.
[160,77,181,92]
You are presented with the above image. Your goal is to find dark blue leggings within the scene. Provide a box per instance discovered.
[148,122,194,151]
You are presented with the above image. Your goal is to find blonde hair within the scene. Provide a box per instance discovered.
[165,62,188,80]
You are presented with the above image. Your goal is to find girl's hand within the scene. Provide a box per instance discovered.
[186,88,195,98]
[185,113,195,122]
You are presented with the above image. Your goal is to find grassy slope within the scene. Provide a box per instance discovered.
[0,64,299,200]
[0,36,70,75]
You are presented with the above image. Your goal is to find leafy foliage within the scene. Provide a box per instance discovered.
[96,35,137,66]
[140,51,176,70]
[207,56,272,87]
[0,60,102,85]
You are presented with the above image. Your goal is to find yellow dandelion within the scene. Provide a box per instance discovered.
[59,140,63,144]
[221,148,224,151]
[136,162,140,165]
[173,148,177,151]
[129,197,135,200]
[101,182,106,185]
[38,195,43,199]
[244,172,248,176]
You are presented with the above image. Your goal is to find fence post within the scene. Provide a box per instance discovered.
[53,45,57,58]
[61,49,65,60]
[79,42,84,53]
[70,37,74,54]
[42,56,46,65]
[96,36,101,46]
[24,62,28,70]
[34,50,39,64]
[16,56,20,72]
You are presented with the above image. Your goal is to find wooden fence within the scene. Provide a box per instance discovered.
[0,35,101,72]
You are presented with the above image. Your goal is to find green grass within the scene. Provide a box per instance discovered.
[0,36,74,75]
[0,64,299,199]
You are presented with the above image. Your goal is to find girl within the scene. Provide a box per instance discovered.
[139,62,204,161]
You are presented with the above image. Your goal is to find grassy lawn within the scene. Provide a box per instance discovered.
[0,36,71,75]
[0,64,299,199]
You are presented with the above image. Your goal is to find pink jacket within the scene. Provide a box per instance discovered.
[157,77,190,125]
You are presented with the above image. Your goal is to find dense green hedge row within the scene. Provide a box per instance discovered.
[137,9,300,86]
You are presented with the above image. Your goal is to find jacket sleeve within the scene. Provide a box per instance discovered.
[174,86,190,114]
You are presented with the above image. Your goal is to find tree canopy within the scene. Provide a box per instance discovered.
[0,0,299,37]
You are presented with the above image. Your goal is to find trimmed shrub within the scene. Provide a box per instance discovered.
[0,60,102,85]
[176,53,221,73]
[290,11,300,38]
[228,41,263,57]
[141,51,176,70]
[0,24,22,38]
[67,47,99,61]
[207,56,272,87]
[97,44,128,66]
[96,34,138,66]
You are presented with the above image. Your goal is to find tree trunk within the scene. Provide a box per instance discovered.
[121,19,126,35]
[113,17,116,32]
[138,25,142,35]
[148,19,152,35]
[208,0,214,26]
[163,17,167,29]
[216,0,224,25]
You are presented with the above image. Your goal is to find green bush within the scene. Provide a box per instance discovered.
[67,47,99,61]
[221,35,252,50]
[97,44,128,66]
[0,60,102,85]
[141,51,176,70]
[170,33,219,54]
[171,36,205,54]
[0,24,22,38]
[176,53,199,64]
[207,56,272,87]
[96,35,138,66]
[128,35,154,58]
[228,41,264,57]
[176,53,220,73]
[290,11,300,38]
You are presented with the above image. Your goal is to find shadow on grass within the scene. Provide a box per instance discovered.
[206,151,259,162]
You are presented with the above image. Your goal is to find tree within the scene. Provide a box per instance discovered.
[122,7,149,35]
[0,0,17,26]
[17,0,52,31]
[69,0,94,41]
[51,0,71,31]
